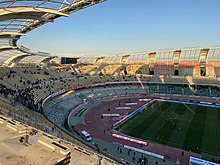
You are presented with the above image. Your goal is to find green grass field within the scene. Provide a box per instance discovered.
[116,101,220,156]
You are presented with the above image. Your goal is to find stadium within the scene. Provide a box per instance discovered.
[0,0,220,165]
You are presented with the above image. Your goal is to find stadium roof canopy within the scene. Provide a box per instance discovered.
[103,55,122,63]
[180,48,201,61]
[207,47,220,61]
[127,53,148,63]
[18,55,54,65]
[0,0,106,39]
[0,48,29,65]
[156,50,174,61]
[77,56,99,64]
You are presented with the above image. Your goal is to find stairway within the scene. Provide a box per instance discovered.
[12,67,32,82]
[43,66,59,79]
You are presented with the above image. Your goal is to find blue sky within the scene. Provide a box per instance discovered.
[19,0,220,56]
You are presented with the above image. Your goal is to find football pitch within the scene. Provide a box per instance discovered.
[116,101,220,156]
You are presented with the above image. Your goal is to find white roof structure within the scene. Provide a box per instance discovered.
[207,47,220,61]
[18,55,54,65]
[103,55,122,63]
[180,48,201,61]
[0,0,106,36]
[78,56,99,64]
[0,0,106,46]
[127,53,148,63]
[0,48,28,65]
[156,50,174,61]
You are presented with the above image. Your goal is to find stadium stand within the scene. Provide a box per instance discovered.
[0,48,220,165]
[0,1,220,164]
